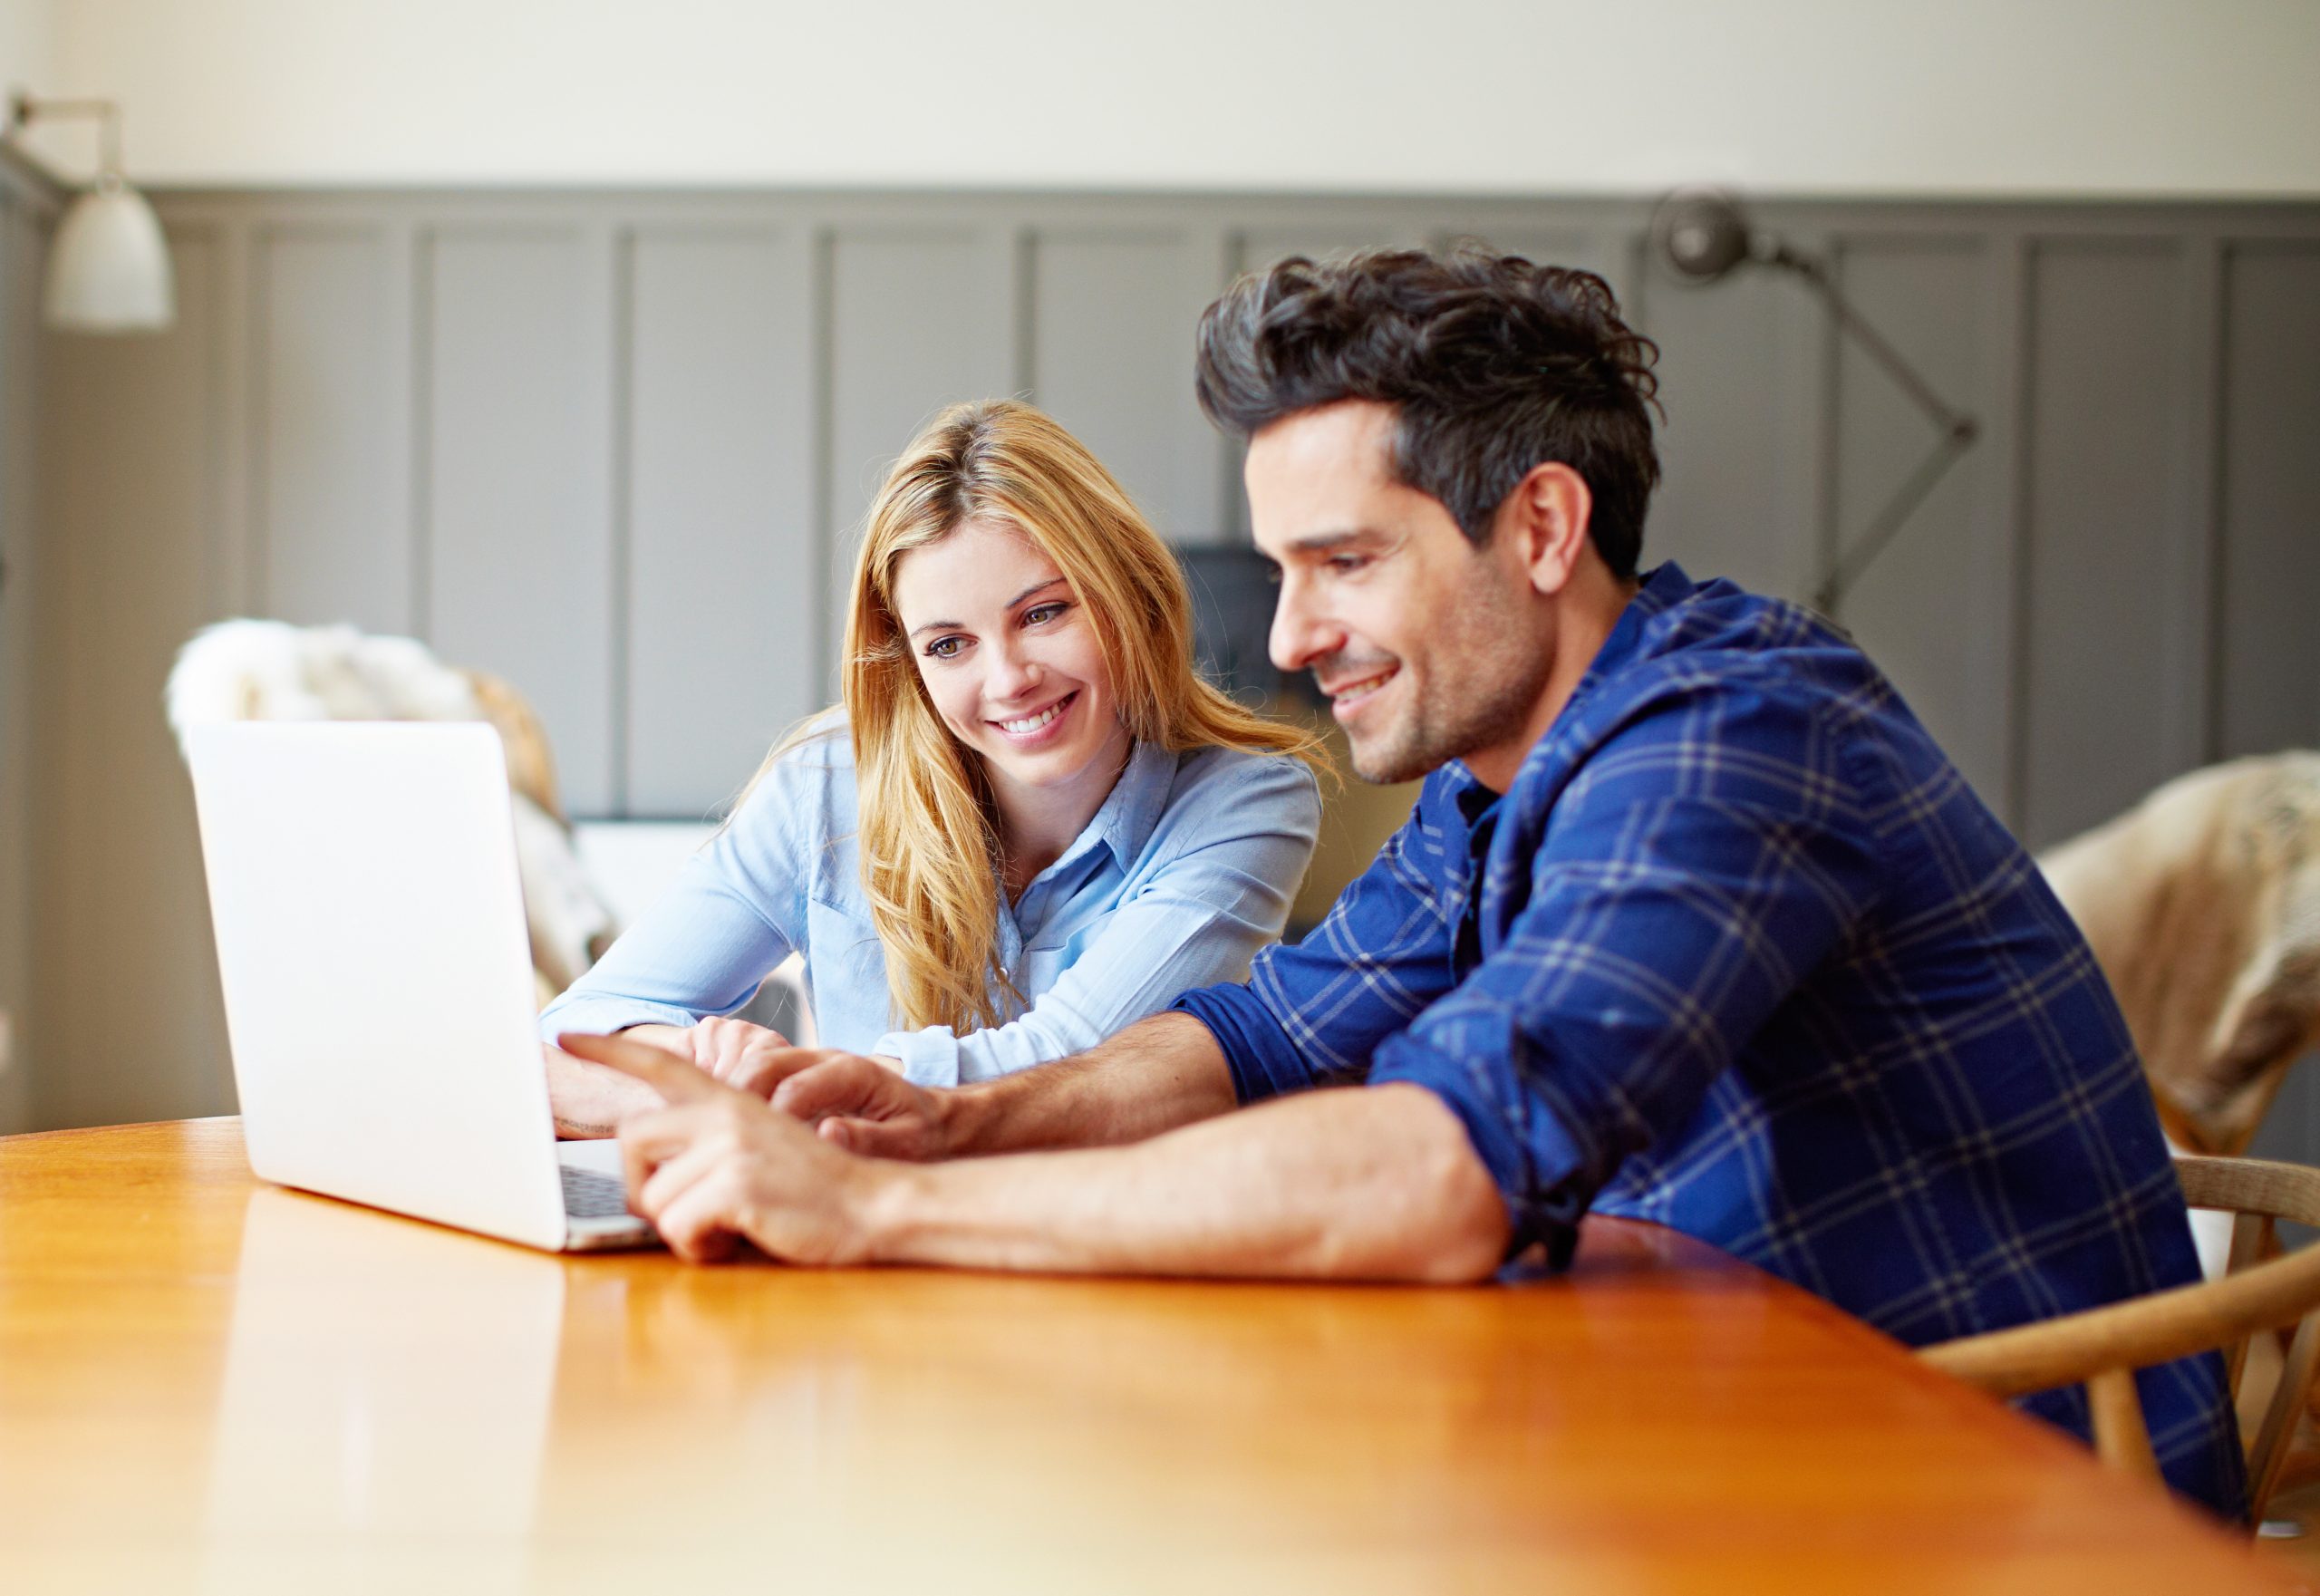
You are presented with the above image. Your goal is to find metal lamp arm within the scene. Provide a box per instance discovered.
[8,92,126,179]
[1762,243,1981,618]
[1648,189,1983,621]
[1768,244,1978,446]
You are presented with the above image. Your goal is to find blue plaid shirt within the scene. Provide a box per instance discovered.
[1176,563,2242,1518]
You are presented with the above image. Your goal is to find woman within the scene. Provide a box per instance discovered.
[543,400,1323,1135]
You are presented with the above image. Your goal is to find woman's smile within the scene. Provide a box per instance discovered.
[991,689,1078,745]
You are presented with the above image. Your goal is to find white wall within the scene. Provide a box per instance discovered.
[0,0,55,132]
[31,0,2320,197]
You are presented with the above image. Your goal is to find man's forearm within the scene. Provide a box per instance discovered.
[936,1011,1241,1156]
[865,1082,1512,1282]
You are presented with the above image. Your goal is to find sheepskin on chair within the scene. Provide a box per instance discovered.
[165,619,617,1007]
[2042,753,2320,1164]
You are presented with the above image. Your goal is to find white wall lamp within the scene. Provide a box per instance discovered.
[5,90,174,334]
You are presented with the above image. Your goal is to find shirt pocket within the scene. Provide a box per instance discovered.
[1015,922,1097,1006]
[803,895,892,1045]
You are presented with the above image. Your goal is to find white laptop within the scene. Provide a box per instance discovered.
[187,721,656,1252]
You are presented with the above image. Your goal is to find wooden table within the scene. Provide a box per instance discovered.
[0,1119,2296,1594]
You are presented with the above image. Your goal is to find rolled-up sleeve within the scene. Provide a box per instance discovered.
[876,756,1322,1087]
[1367,694,1884,1262]
[1174,781,1464,1103]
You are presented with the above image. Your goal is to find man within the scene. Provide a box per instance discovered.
[560,247,2240,1516]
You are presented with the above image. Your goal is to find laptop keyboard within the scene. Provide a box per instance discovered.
[560,1163,633,1221]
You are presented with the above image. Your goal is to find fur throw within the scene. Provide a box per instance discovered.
[165,619,616,1001]
[2041,752,2320,1158]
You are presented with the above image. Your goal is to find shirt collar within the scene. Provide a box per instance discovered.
[1028,737,1174,889]
[1095,737,1175,871]
[1570,560,1696,703]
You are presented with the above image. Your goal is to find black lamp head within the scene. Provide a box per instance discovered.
[1651,188,1758,285]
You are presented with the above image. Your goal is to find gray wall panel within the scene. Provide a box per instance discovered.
[2217,244,2320,759]
[38,229,236,1127]
[1439,227,1631,308]
[825,227,1016,670]
[826,228,1015,536]
[1029,227,1225,543]
[1234,225,1425,275]
[1631,264,1820,600]
[2019,242,2197,851]
[423,227,615,814]
[624,228,817,815]
[1827,238,2009,806]
[252,227,409,631]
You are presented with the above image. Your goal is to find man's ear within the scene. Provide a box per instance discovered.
[1498,463,1594,595]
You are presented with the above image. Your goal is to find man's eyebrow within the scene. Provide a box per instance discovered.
[1280,528,1388,555]
[906,577,1069,640]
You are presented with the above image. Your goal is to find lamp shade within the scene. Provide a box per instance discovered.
[44,175,174,334]
[1650,188,1755,285]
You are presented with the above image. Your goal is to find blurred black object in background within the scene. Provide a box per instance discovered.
[1175,544,1324,708]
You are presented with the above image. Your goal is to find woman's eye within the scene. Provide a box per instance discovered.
[1023,602,1069,626]
[924,636,964,661]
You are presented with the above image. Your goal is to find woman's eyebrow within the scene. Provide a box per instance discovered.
[906,577,1069,640]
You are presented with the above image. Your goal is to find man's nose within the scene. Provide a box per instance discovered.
[1269,576,1339,676]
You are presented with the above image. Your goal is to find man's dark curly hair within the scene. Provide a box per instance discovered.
[1194,245,1662,579]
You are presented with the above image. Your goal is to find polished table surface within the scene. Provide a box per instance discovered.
[0,1118,2296,1594]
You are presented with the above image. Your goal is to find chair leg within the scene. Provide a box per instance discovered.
[2250,1313,2320,1518]
[2227,1214,2276,1398]
[2087,1368,2160,1479]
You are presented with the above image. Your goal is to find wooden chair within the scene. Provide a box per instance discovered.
[1920,1156,2320,1521]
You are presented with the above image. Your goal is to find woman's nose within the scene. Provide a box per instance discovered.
[986,640,1042,700]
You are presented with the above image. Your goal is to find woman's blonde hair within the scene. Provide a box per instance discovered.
[752,398,1325,1037]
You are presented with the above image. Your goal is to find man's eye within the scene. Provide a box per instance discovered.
[1328,555,1369,575]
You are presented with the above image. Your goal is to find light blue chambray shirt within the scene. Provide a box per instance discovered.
[539,720,1320,1087]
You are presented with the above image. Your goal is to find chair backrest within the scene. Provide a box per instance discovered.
[1920,1155,2320,1519]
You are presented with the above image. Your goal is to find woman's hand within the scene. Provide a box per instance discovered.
[681,1016,795,1090]
[543,1040,669,1138]
[675,1020,952,1161]
[557,1030,890,1265]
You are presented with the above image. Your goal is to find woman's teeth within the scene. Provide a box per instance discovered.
[999,697,1069,734]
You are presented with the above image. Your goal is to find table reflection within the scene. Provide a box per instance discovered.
[198,1187,564,1592]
